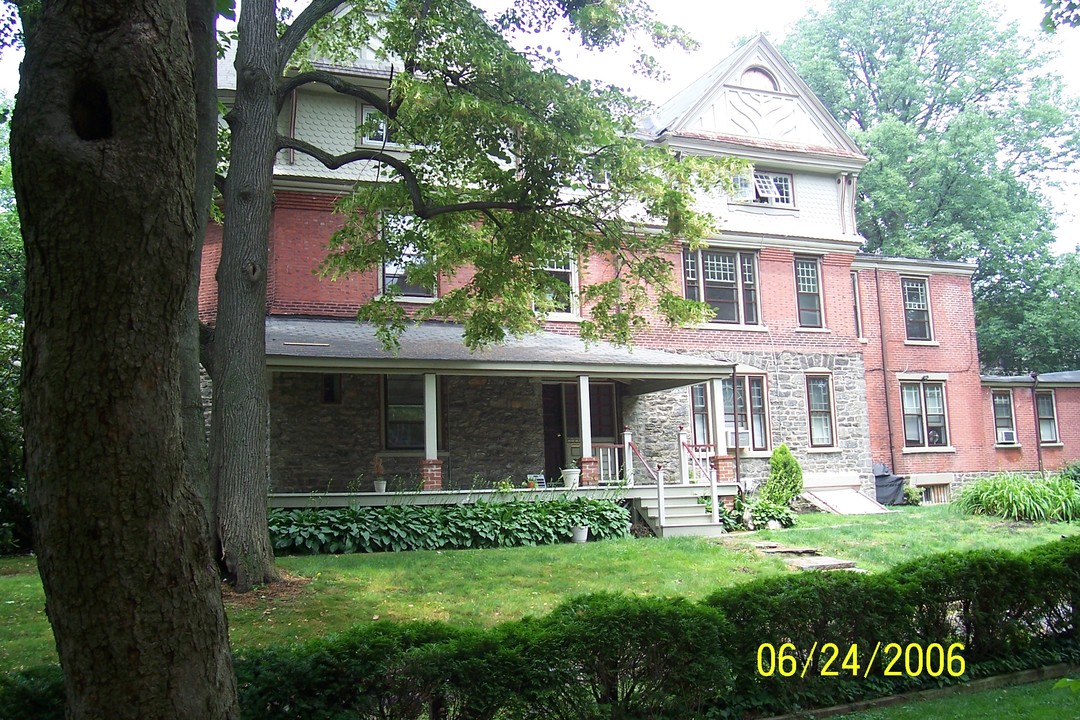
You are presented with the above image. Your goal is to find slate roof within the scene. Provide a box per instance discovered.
[266,317,733,395]
[981,371,1080,386]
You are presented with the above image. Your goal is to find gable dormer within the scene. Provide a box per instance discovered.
[643,35,865,173]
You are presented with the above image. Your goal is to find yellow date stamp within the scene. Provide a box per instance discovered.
[756,642,966,679]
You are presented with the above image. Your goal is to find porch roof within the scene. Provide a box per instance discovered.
[265,317,733,395]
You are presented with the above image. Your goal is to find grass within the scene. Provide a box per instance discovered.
[2,504,1079,673]
[837,679,1080,719]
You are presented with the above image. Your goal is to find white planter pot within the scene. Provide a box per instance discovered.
[571,525,589,543]
[561,468,581,488]
[374,479,387,493]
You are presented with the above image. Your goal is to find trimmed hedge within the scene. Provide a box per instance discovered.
[267,498,630,555]
[7,537,1080,719]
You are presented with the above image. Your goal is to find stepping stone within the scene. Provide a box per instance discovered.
[760,546,820,555]
[788,555,857,571]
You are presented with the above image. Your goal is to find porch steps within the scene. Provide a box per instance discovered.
[634,484,730,538]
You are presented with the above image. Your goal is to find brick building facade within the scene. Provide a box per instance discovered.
[202,36,1077,499]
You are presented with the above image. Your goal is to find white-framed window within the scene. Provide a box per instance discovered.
[806,375,836,448]
[738,67,779,92]
[794,256,823,328]
[1036,390,1059,444]
[690,383,711,446]
[538,256,578,316]
[902,277,932,341]
[381,214,435,299]
[720,376,770,451]
[992,390,1017,445]
[683,248,759,325]
[384,375,425,450]
[733,170,794,207]
[901,380,949,448]
[357,104,401,148]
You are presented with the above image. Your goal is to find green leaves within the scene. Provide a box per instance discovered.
[267,498,631,555]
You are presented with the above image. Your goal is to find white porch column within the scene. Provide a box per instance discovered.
[424,373,438,460]
[578,374,592,458]
[709,377,729,455]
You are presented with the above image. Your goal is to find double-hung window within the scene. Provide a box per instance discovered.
[806,375,836,448]
[1036,391,1059,443]
[384,375,425,450]
[734,171,794,207]
[684,248,759,325]
[992,390,1017,445]
[794,256,823,328]
[357,105,400,148]
[901,381,949,448]
[690,383,710,446]
[539,256,578,315]
[902,277,932,341]
[381,214,435,299]
[719,376,769,451]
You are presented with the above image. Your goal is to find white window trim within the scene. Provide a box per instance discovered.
[379,214,438,302]
[683,247,762,328]
[719,375,772,453]
[901,276,935,342]
[900,379,951,449]
[1036,389,1060,445]
[805,373,838,449]
[991,389,1018,446]
[794,255,825,329]
[537,256,580,319]
[357,104,404,149]
[732,170,796,207]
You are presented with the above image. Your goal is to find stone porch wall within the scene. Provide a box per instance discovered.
[268,372,544,493]
[625,350,872,491]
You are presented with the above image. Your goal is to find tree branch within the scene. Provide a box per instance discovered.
[277,136,538,219]
[277,0,347,75]
[277,70,390,116]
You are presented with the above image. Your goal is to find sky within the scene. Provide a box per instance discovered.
[1,0,1076,251]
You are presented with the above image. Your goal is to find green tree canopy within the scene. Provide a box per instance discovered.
[782,0,1080,373]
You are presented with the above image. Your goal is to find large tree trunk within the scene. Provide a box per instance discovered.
[210,0,280,592]
[11,1,239,717]
[183,0,219,527]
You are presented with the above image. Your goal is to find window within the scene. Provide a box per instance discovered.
[806,375,835,447]
[384,375,426,450]
[321,374,342,404]
[357,105,399,148]
[851,271,863,338]
[539,256,578,315]
[719,376,769,451]
[992,390,1017,444]
[733,171,794,207]
[381,214,435,299]
[901,381,949,448]
[1036,391,1059,443]
[794,256,823,328]
[738,67,779,91]
[683,248,759,325]
[902,277,932,341]
[691,383,710,445]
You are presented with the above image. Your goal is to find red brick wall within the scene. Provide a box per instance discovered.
[857,267,987,476]
[974,385,1080,473]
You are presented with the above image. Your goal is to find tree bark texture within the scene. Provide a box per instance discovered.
[210,0,280,592]
[11,1,239,717]
[182,0,218,528]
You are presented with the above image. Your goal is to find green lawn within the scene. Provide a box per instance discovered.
[837,679,1080,719]
[2,504,1078,674]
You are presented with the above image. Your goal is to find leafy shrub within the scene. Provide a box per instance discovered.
[748,497,795,528]
[955,473,1080,522]
[759,443,803,506]
[0,666,64,720]
[903,484,922,506]
[1061,461,1080,487]
[267,498,629,555]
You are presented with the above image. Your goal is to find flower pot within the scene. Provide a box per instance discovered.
[571,525,589,543]
[374,479,387,493]
[560,468,581,489]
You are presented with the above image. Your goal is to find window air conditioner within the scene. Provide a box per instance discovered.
[996,428,1016,444]
[726,430,751,448]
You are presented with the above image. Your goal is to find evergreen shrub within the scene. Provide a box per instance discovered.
[759,443,803,506]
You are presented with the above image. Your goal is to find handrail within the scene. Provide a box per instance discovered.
[683,441,719,525]
[681,442,715,482]
[628,441,660,482]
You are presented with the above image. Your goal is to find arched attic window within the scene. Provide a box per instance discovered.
[738,67,779,92]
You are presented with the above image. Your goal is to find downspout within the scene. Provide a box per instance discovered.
[1031,372,1044,476]
[874,268,898,472]
[731,367,742,495]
